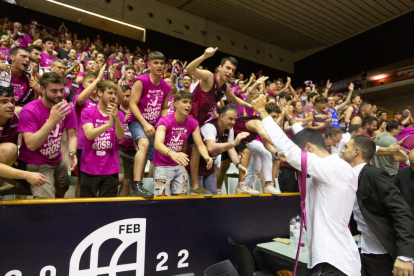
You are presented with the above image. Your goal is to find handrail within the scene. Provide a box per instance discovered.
[0,193,301,205]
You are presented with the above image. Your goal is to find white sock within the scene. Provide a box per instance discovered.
[217,188,222,194]
[238,181,246,187]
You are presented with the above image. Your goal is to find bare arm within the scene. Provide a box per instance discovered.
[186,47,217,82]
[322,80,331,98]
[193,126,212,162]
[205,139,238,155]
[82,121,113,140]
[336,83,354,111]
[76,64,106,106]
[226,86,251,108]
[345,105,354,124]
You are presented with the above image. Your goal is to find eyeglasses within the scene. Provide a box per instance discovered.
[0,86,14,97]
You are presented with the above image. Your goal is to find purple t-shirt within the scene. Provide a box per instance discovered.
[167,94,175,115]
[10,74,30,106]
[118,110,136,153]
[16,34,32,48]
[108,57,126,79]
[0,47,11,60]
[18,99,77,165]
[153,114,198,167]
[73,94,98,150]
[302,105,315,115]
[40,51,57,67]
[128,74,171,126]
[80,105,123,175]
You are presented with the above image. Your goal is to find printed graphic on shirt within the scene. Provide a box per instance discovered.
[92,118,114,156]
[167,127,188,152]
[39,120,65,159]
[143,89,163,125]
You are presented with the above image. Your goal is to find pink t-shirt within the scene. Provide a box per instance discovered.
[16,34,32,48]
[40,51,57,67]
[10,74,30,106]
[118,110,136,153]
[0,47,11,60]
[108,57,126,79]
[153,114,199,167]
[18,99,77,165]
[128,74,171,125]
[167,94,175,115]
[80,105,122,175]
[73,94,98,150]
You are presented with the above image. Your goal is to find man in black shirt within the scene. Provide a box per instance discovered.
[57,39,72,63]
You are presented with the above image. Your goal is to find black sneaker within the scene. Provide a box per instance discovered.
[130,181,154,198]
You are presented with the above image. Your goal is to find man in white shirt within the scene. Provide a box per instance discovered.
[342,135,414,276]
[251,94,360,275]
[332,124,364,157]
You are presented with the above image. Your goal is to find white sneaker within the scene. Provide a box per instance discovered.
[236,185,261,196]
[264,184,281,195]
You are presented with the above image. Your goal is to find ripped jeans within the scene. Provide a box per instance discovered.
[153,165,188,196]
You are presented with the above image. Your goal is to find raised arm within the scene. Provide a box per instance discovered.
[77,64,106,106]
[270,77,291,97]
[345,105,354,124]
[336,83,354,111]
[322,79,332,98]
[225,85,252,108]
[186,47,216,82]
[238,73,254,95]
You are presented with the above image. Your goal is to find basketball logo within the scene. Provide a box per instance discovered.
[69,218,146,276]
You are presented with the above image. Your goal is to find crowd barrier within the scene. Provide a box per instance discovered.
[0,193,300,275]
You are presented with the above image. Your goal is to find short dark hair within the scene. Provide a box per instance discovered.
[275,78,284,83]
[125,65,136,72]
[327,127,342,136]
[360,101,371,111]
[120,85,131,92]
[362,116,377,128]
[10,46,29,57]
[291,128,327,151]
[307,92,318,101]
[351,94,361,101]
[386,120,402,132]
[220,104,238,116]
[265,103,281,114]
[315,96,327,104]
[378,119,387,127]
[279,92,291,101]
[97,52,106,58]
[183,74,192,80]
[42,35,55,44]
[220,57,238,68]
[394,110,402,116]
[352,135,376,162]
[39,72,64,89]
[148,51,165,62]
[174,91,193,102]
[132,54,143,64]
[349,124,363,134]
[28,45,42,53]
[380,111,387,117]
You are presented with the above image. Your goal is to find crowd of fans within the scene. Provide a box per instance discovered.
[2,13,414,275]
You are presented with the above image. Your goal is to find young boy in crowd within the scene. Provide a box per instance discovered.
[153,91,212,196]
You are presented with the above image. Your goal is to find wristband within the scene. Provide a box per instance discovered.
[236,162,241,168]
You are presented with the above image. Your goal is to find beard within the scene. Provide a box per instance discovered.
[45,94,62,104]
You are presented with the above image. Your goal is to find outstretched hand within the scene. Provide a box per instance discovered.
[203,47,218,58]
[251,94,268,113]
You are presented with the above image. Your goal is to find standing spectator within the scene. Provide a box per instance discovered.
[80,80,124,197]
[18,72,78,198]
[65,48,79,91]
[13,22,31,48]
[308,96,332,134]
[40,35,57,68]
[372,120,407,177]
[108,49,126,81]
[0,47,31,106]
[132,55,144,76]
[56,39,72,62]
[303,92,318,117]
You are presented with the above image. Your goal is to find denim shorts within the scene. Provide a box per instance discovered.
[153,165,188,196]
[128,120,155,157]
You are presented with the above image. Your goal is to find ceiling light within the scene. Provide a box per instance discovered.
[46,0,145,31]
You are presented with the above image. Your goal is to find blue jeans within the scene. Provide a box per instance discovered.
[189,173,217,194]
[128,120,155,157]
